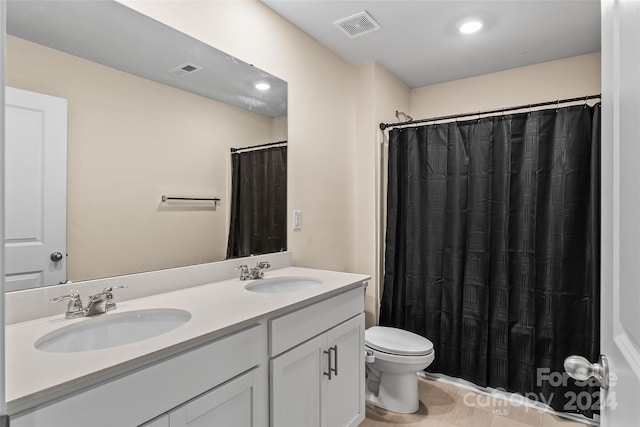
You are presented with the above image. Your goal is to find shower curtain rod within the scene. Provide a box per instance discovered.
[379,94,601,131]
[230,140,287,153]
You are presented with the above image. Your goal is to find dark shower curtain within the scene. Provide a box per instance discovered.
[380,105,600,417]
[226,145,287,258]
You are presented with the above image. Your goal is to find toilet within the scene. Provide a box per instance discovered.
[364,326,435,413]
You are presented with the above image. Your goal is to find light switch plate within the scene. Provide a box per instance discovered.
[293,210,302,230]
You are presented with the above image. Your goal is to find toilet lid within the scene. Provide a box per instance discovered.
[365,326,434,356]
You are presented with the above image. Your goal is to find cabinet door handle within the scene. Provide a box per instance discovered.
[330,345,338,377]
[323,348,333,380]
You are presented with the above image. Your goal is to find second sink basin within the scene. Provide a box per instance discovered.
[35,308,191,353]
[244,276,322,294]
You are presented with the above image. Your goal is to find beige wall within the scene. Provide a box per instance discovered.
[6,35,276,281]
[271,116,288,142]
[355,63,410,326]
[411,53,601,119]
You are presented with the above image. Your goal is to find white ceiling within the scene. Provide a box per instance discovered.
[261,0,601,89]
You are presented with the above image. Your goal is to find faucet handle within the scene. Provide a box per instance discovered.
[256,261,271,269]
[50,291,85,319]
[102,285,127,311]
[102,285,127,294]
[235,264,250,280]
[50,291,80,303]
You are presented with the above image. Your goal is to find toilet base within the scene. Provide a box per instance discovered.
[365,371,420,413]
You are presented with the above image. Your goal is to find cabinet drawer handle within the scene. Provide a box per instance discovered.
[330,345,338,377]
[324,348,332,380]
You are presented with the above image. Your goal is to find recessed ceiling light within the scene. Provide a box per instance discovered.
[459,20,483,35]
[255,82,271,91]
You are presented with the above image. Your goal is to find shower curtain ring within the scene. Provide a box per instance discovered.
[555,99,560,111]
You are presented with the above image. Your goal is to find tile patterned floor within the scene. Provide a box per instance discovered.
[360,376,593,427]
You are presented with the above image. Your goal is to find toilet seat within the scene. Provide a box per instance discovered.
[365,326,433,356]
[365,345,435,365]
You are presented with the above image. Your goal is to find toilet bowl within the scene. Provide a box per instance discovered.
[364,326,435,413]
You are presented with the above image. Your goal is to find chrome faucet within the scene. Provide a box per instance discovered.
[51,285,127,318]
[236,261,271,280]
[85,286,127,316]
[250,261,270,279]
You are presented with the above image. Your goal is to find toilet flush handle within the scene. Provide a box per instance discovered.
[365,349,375,363]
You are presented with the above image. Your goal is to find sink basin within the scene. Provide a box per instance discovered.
[244,276,322,294]
[35,309,191,353]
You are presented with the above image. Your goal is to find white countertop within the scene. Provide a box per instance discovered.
[6,266,369,415]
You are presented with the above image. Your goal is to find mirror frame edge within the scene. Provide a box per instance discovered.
[1,0,7,415]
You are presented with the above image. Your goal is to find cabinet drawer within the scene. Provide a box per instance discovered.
[270,286,364,357]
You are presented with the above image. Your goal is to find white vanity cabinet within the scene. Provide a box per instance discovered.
[9,274,367,427]
[12,324,268,427]
[269,287,366,427]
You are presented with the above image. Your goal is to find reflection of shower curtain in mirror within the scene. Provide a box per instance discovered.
[226,145,287,258]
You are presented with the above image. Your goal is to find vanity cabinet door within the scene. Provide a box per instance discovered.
[326,314,365,427]
[270,333,327,427]
[169,368,262,427]
[270,314,365,427]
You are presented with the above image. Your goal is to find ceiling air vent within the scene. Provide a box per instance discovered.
[169,63,203,77]
[333,11,381,39]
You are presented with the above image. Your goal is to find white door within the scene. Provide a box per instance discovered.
[598,1,640,425]
[5,87,67,291]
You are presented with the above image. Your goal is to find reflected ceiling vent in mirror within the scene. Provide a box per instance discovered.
[169,63,204,77]
[333,11,381,39]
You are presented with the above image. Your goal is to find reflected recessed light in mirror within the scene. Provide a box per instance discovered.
[459,20,483,34]
[255,82,271,91]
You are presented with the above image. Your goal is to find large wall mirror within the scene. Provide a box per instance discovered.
[5,0,288,290]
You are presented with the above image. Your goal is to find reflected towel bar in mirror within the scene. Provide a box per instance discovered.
[161,196,221,206]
